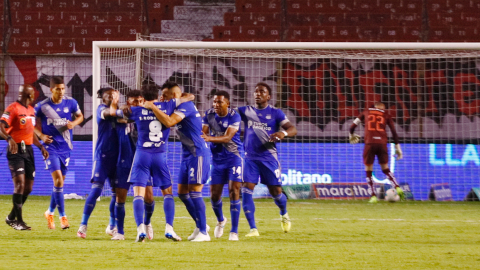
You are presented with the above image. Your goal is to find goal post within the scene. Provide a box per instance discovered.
[92,41,480,200]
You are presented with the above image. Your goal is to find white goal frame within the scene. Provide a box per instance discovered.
[91,41,480,156]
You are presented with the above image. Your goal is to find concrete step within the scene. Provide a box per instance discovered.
[184,0,235,6]
[174,5,235,20]
[150,33,211,41]
[161,20,223,34]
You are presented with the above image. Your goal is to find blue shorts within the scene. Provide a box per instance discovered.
[91,154,117,186]
[211,157,243,185]
[178,155,211,185]
[128,150,171,189]
[244,159,282,186]
[45,151,70,175]
[115,165,132,190]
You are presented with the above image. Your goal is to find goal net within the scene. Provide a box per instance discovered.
[93,41,480,201]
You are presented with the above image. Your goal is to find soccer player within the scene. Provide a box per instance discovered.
[121,85,191,242]
[110,89,143,240]
[34,76,84,230]
[1,84,49,230]
[349,102,405,203]
[77,88,119,239]
[237,82,297,237]
[201,90,243,241]
[148,81,211,242]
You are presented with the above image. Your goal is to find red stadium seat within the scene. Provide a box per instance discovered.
[74,0,98,11]
[48,26,74,38]
[427,0,449,13]
[286,0,313,13]
[450,27,480,41]
[74,38,96,53]
[357,27,380,41]
[224,12,281,26]
[286,26,311,41]
[354,0,379,13]
[429,13,464,27]
[236,0,281,13]
[462,13,480,27]
[428,27,453,42]
[9,0,51,11]
[378,0,421,13]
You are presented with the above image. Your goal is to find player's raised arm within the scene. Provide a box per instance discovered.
[144,100,183,128]
[348,115,363,144]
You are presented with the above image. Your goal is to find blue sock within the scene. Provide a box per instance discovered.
[274,193,288,215]
[190,191,207,234]
[48,191,56,213]
[241,187,256,229]
[164,194,175,226]
[115,202,125,235]
[80,184,103,225]
[109,193,116,229]
[53,186,66,217]
[230,199,241,233]
[211,198,224,222]
[179,193,199,227]
[133,196,144,227]
[144,201,155,225]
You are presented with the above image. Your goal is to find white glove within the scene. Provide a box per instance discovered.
[349,133,360,144]
[395,144,403,160]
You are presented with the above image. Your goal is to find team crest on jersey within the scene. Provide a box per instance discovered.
[266,114,272,119]
[56,108,60,112]
[223,122,228,128]
[20,118,26,125]
[142,109,148,115]
[63,107,69,113]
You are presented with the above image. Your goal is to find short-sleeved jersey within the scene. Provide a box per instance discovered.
[127,99,178,153]
[34,96,81,153]
[116,121,136,168]
[237,105,290,161]
[355,108,399,145]
[173,101,209,158]
[202,108,243,161]
[95,104,119,159]
[1,101,36,145]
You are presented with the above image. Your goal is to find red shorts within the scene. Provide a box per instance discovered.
[363,144,389,165]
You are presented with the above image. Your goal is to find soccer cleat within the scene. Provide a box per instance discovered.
[77,225,87,239]
[5,217,16,228]
[165,224,182,242]
[14,221,31,230]
[191,232,211,242]
[111,232,125,240]
[146,223,154,240]
[188,224,210,241]
[280,213,291,233]
[396,187,406,201]
[229,232,239,241]
[105,225,117,236]
[214,217,227,238]
[245,228,259,237]
[60,216,70,230]
[368,196,378,204]
[135,224,146,242]
[44,211,55,229]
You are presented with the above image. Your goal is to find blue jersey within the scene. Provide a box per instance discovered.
[202,108,243,161]
[174,101,209,158]
[34,96,81,153]
[95,104,119,159]
[237,105,290,161]
[116,121,136,168]
[128,99,178,153]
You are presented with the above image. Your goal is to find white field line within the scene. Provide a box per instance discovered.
[314,218,480,222]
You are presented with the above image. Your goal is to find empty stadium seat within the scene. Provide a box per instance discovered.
[236,0,281,13]
[224,12,281,26]
[429,13,464,27]
[9,0,51,11]
[429,27,453,42]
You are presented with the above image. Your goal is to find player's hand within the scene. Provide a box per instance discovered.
[269,132,285,142]
[349,133,360,144]
[40,134,53,144]
[122,105,132,117]
[143,101,154,110]
[395,144,403,160]
[66,120,75,130]
[40,146,49,159]
[200,132,211,142]
[7,139,18,154]
[112,91,119,104]
[181,93,195,101]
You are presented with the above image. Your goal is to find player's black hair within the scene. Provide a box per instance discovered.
[256,82,272,96]
[213,90,230,101]
[126,89,142,98]
[142,84,159,101]
[161,81,179,90]
[96,87,114,98]
[50,76,64,88]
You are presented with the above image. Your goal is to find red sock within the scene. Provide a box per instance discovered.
[365,171,376,196]
[382,169,399,188]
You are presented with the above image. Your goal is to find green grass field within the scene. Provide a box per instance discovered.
[0,196,479,269]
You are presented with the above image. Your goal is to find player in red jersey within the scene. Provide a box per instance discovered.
[0,84,49,230]
[349,102,405,203]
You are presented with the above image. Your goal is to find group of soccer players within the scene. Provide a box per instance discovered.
[1,76,405,241]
